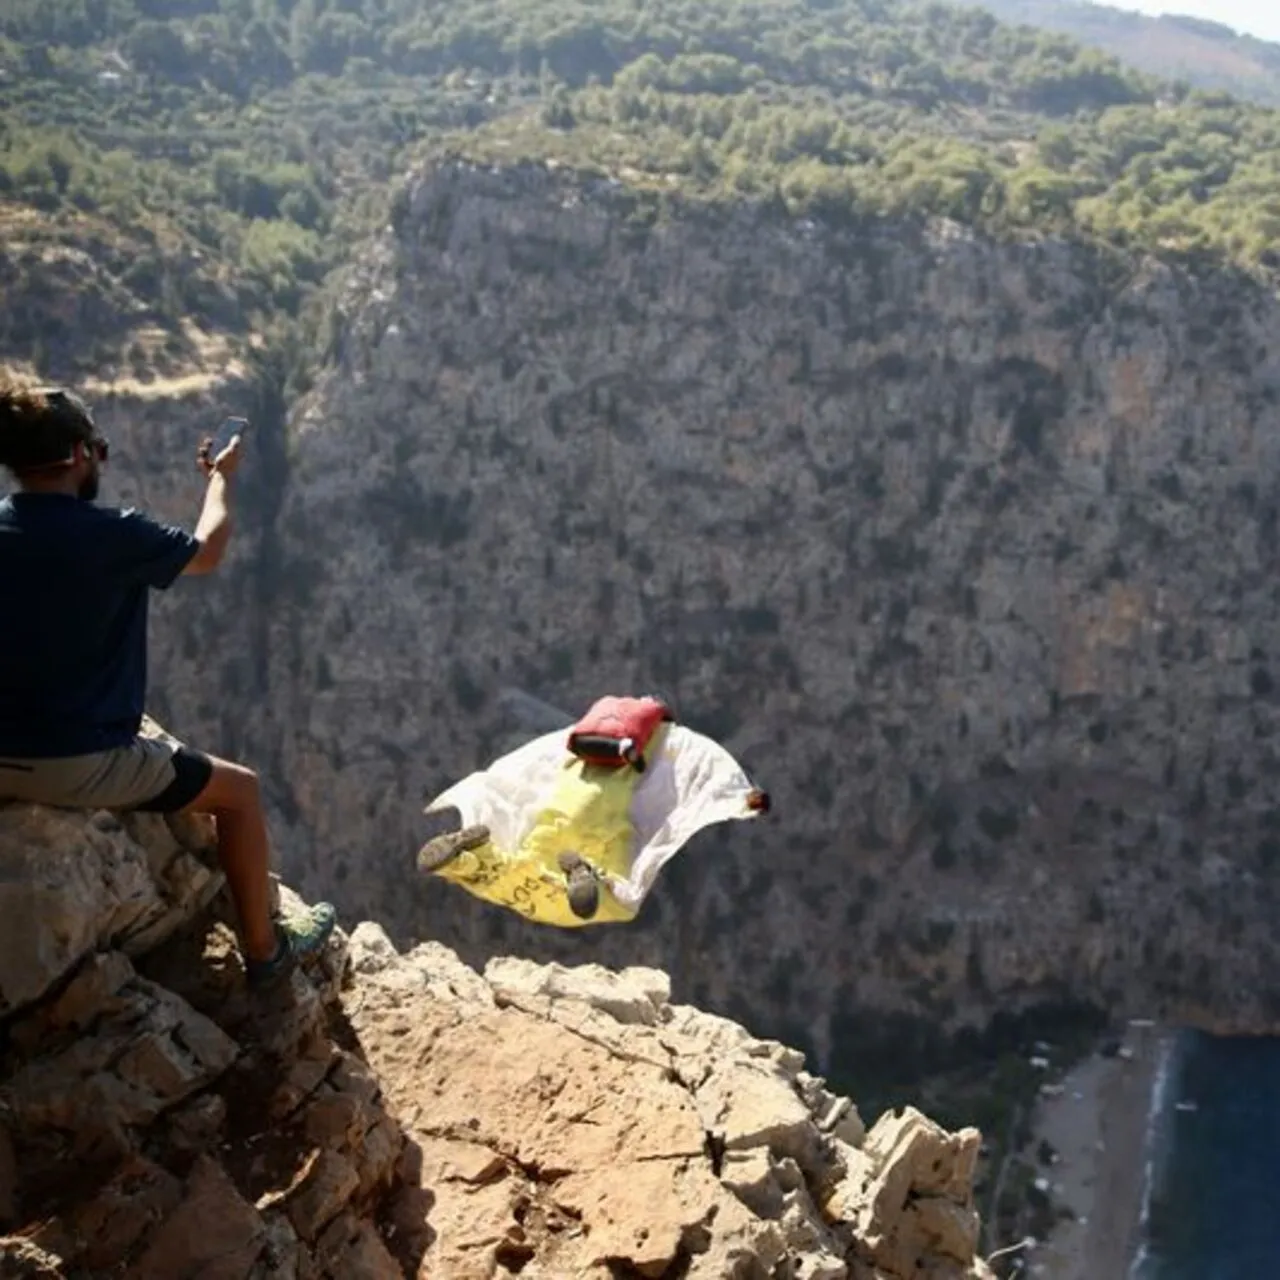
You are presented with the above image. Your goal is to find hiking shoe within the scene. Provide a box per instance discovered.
[417,824,491,874]
[558,853,600,920]
[245,902,338,990]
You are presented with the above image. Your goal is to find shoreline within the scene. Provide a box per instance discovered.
[1019,1022,1171,1280]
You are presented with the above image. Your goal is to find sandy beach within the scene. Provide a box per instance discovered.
[1018,1022,1171,1280]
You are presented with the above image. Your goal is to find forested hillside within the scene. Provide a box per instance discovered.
[4,0,1280,385]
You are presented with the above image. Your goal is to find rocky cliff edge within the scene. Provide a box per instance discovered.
[0,802,993,1280]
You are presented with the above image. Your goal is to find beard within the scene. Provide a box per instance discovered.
[77,468,99,502]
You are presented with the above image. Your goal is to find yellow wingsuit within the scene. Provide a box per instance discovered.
[430,723,667,927]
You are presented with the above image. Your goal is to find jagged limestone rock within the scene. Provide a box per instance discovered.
[830,1109,984,1278]
[0,803,221,1018]
[346,909,993,1279]
[3,952,238,1160]
[485,956,672,1025]
[0,804,992,1279]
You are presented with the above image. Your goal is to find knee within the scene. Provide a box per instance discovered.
[230,764,261,803]
[193,758,262,816]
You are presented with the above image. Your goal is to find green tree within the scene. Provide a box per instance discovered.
[124,19,191,75]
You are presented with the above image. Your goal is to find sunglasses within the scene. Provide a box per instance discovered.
[20,435,109,472]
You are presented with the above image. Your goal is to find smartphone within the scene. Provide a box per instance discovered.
[207,415,249,459]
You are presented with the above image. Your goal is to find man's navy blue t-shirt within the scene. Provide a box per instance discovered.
[0,493,200,758]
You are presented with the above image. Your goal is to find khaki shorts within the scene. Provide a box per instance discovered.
[0,718,214,814]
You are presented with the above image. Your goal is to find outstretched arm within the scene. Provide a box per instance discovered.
[184,434,241,576]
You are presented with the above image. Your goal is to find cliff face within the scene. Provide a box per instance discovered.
[240,160,1280,1068]
[21,155,1280,1083]
[0,801,992,1280]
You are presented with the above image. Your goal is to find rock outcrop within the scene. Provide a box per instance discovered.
[0,802,993,1279]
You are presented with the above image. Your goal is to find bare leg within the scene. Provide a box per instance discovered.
[181,757,278,961]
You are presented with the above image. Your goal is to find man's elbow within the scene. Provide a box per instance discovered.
[184,537,225,576]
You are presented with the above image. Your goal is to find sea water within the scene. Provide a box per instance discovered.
[1129,1031,1280,1280]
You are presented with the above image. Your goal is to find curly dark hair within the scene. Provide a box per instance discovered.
[0,374,98,474]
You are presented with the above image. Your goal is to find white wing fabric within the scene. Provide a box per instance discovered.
[422,724,765,926]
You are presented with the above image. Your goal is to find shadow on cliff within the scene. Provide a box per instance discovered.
[323,1001,440,1271]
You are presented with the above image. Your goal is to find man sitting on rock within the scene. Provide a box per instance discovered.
[0,376,335,988]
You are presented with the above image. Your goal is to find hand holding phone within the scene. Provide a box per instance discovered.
[200,415,249,476]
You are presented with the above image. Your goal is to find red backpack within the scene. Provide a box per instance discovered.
[566,695,674,773]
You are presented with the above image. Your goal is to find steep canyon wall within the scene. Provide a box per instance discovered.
[83,160,1280,1077]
